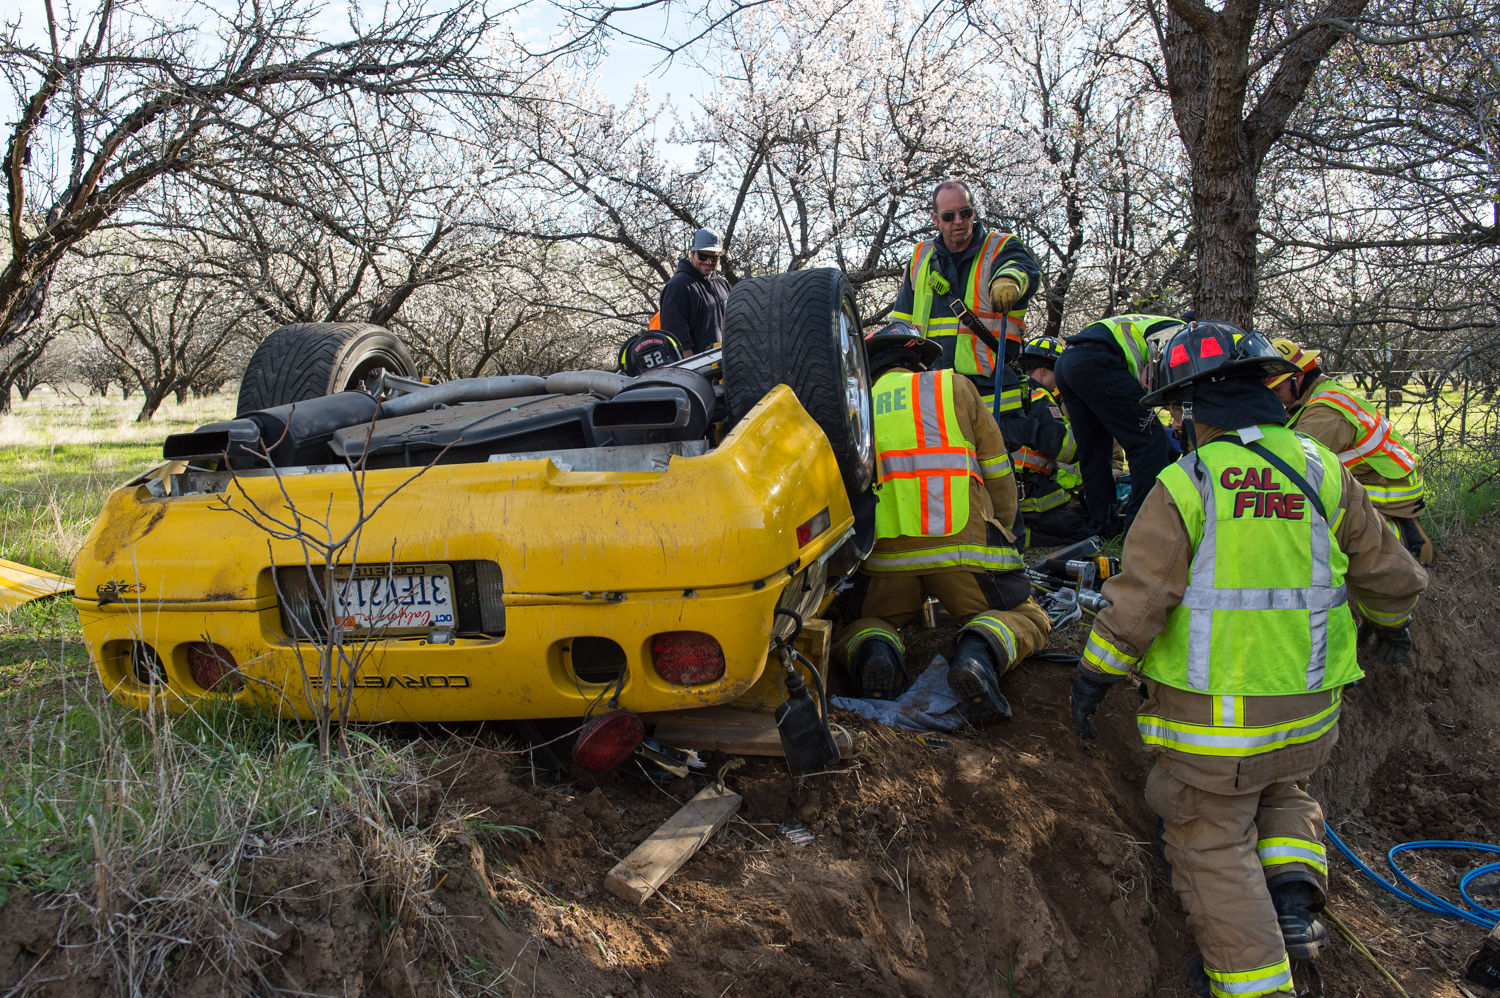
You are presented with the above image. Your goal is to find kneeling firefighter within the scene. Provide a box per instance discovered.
[838,321,1051,718]
[1012,335,1092,546]
[1266,338,1433,564]
[1068,321,1428,998]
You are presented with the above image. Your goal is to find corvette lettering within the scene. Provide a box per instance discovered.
[309,674,471,690]
[96,579,146,604]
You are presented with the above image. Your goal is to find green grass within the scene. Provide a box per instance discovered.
[0,386,233,575]
[1384,387,1500,542]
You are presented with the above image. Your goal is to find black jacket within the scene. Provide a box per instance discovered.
[659,258,730,354]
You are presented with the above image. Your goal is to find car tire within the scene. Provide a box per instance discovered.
[721,268,875,497]
[236,323,417,416]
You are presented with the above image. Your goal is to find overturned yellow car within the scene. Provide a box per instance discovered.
[73,269,873,726]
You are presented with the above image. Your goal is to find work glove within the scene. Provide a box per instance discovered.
[1358,620,1413,665]
[1070,670,1121,740]
[989,276,1022,314]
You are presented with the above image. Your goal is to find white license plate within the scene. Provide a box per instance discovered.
[332,563,455,635]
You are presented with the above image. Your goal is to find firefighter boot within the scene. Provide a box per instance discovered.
[947,636,1011,722]
[850,639,904,700]
[1185,954,1212,998]
[1268,871,1329,959]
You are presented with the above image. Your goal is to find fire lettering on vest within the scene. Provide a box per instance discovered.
[1232,489,1306,519]
[875,386,909,415]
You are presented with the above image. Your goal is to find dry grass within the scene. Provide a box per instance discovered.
[0,384,232,448]
[0,386,524,995]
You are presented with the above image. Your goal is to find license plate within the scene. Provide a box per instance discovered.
[332,563,455,635]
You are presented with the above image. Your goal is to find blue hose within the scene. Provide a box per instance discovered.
[1324,824,1500,929]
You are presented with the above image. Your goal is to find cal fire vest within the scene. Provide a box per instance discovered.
[1292,379,1424,506]
[903,234,1028,411]
[1141,426,1362,714]
[872,369,983,539]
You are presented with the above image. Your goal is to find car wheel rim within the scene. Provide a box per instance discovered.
[837,304,874,493]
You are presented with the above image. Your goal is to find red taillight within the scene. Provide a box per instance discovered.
[187,642,242,692]
[651,631,726,685]
[572,710,644,773]
[796,507,832,547]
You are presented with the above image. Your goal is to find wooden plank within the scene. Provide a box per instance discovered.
[643,707,853,757]
[604,784,742,905]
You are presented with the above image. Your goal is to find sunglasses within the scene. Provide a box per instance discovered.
[937,206,976,223]
[694,252,721,262]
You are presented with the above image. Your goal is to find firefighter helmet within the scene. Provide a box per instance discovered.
[1140,321,1298,406]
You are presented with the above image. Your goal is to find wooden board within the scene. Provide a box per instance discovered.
[604,784,742,905]
[642,706,853,757]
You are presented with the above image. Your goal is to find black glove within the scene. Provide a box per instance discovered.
[1070,671,1120,740]
[1358,620,1412,665]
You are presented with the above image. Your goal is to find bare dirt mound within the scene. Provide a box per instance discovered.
[3,520,1497,997]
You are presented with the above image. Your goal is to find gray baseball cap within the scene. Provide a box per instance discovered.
[690,228,725,254]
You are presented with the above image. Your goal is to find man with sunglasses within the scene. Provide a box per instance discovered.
[891,182,1040,412]
[892,181,1044,540]
[658,227,731,356]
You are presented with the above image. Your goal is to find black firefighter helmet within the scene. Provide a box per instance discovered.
[864,320,943,378]
[1140,320,1298,407]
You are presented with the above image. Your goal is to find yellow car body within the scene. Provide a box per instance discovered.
[73,386,857,722]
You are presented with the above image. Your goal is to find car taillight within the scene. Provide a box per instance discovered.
[573,710,644,773]
[651,632,725,685]
[187,642,242,692]
[796,507,832,547]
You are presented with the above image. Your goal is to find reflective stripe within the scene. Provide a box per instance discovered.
[1137,698,1340,757]
[1363,477,1426,503]
[1182,463,1217,690]
[1257,836,1329,876]
[1019,487,1070,513]
[964,615,1017,663]
[844,625,904,659]
[1298,434,1333,689]
[1013,448,1054,474]
[980,452,1013,479]
[993,383,1025,414]
[1083,630,1137,676]
[1313,388,1419,472]
[1205,957,1294,998]
[1184,585,1349,612]
[863,544,1023,573]
[1216,695,1242,727]
[1356,601,1410,627]
[881,452,984,476]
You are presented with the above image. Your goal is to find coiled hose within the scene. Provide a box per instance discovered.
[1324,824,1500,928]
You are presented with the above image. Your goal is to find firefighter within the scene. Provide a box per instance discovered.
[1267,339,1433,564]
[838,321,1051,719]
[1013,335,1091,546]
[1053,313,1183,537]
[1068,321,1428,998]
[891,181,1040,408]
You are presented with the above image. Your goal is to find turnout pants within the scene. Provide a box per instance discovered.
[840,569,1051,677]
[1145,732,1334,998]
